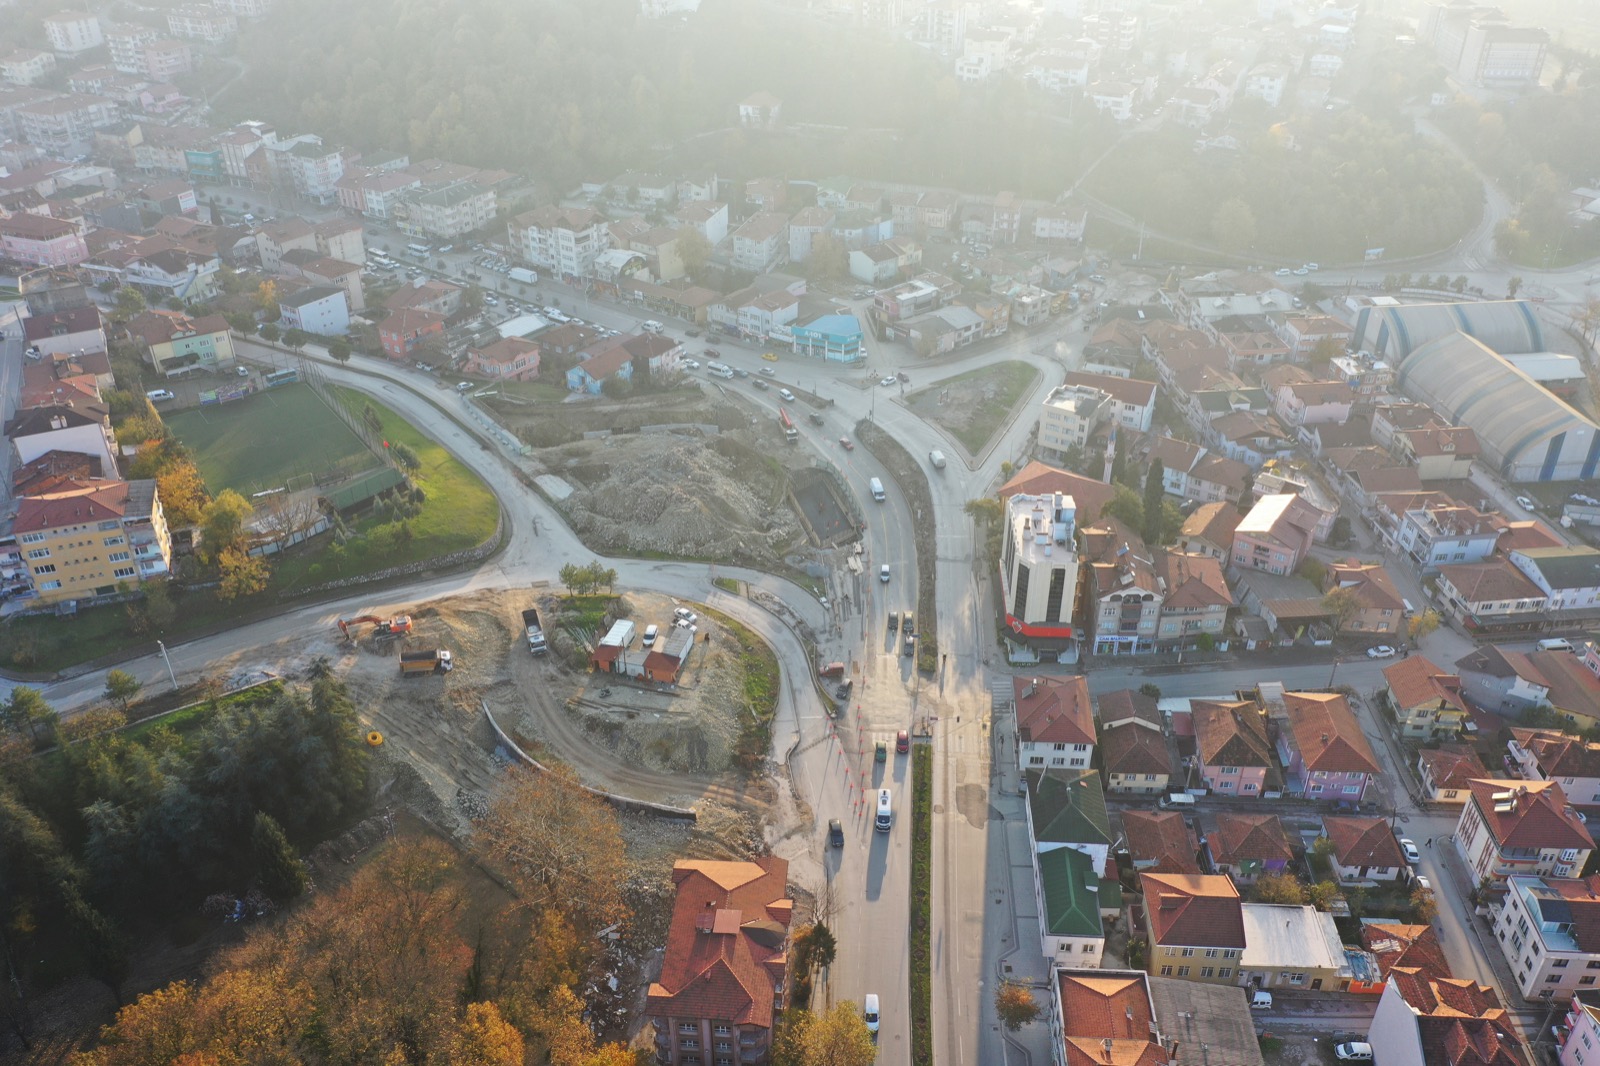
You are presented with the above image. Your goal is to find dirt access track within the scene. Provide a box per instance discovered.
[217,588,775,834]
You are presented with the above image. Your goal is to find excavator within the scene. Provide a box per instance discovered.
[337,615,413,642]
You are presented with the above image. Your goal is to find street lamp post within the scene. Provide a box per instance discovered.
[156,639,178,690]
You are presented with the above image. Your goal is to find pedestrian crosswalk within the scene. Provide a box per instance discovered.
[989,678,1012,713]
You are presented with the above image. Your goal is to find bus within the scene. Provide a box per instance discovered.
[264,368,299,387]
[778,407,798,444]
[406,242,432,256]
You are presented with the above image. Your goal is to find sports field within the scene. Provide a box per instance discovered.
[165,383,380,495]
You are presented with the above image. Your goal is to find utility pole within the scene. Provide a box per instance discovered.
[156,639,178,690]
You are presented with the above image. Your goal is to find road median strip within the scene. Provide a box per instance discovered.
[910,742,933,1066]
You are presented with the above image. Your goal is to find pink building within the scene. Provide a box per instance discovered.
[462,337,540,381]
[1192,699,1275,797]
[1273,692,1382,802]
[0,213,88,266]
[1231,493,1323,576]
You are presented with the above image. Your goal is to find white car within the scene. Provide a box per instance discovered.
[146,389,175,402]
[1516,496,1538,511]
[864,993,880,1035]
[879,376,897,387]
[1366,645,1397,659]
[1415,874,1432,892]
[879,564,890,583]
[684,359,700,369]
[1400,838,1421,864]
[1334,1043,1374,1062]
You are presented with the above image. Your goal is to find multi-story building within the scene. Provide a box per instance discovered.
[277,286,349,337]
[462,337,540,382]
[335,166,422,219]
[1049,969,1171,1066]
[378,309,445,362]
[1491,874,1600,1001]
[1383,655,1470,739]
[212,0,275,16]
[1024,768,1115,873]
[1561,989,1600,1065]
[1177,502,1242,561]
[5,403,118,477]
[105,23,159,74]
[1230,493,1322,576]
[1369,967,1529,1066]
[1192,699,1275,797]
[1013,674,1094,772]
[125,309,237,376]
[139,39,193,81]
[1387,495,1503,571]
[1508,730,1600,807]
[1036,383,1111,460]
[1435,559,1548,634]
[1419,2,1548,87]
[1080,517,1161,656]
[1062,372,1157,433]
[1155,551,1232,647]
[14,479,171,603]
[730,212,790,273]
[645,857,792,1066]
[1101,720,1172,795]
[166,5,238,42]
[1124,810,1201,874]
[789,314,863,364]
[1457,779,1594,885]
[280,140,345,204]
[0,214,88,267]
[1141,873,1246,983]
[395,180,496,240]
[2,50,58,86]
[998,491,1079,650]
[1273,691,1382,801]
[1324,560,1404,635]
[22,307,105,359]
[508,205,610,279]
[1034,845,1111,965]
[44,11,104,54]
[16,94,122,156]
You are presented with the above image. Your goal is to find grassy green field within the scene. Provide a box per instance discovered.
[907,362,1038,455]
[165,384,379,495]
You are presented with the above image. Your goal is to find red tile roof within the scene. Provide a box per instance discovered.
[1062,371,1156,408]
[1101,722,1172,780]
[1122,811,1199,873]
[1322,815,1404,869]
[1465,779,1594,853]
[1325,560,1404,612]
[1419,747,1487,794]
[468,336,538,366]
[1390,968,1507,1020]
[1511,729,1600,780]
[1437,560,1546,604]
[1179,501,1241,549]
[1057,971,1167,1066]
[1158,551,1232,609]
[14,479,131,534]
[1015,674,1095,747]
[1095,689,1162,730]
[1385,656,1468,715]
[1191,700,1273,770]
[1282,692,1381,775]
[1140,873,1244,949]
[998,461,1115,524]
[1209,813,1293,868]
[1361,923,1450,981]
[1420,1016,1530,1066]
[646,857,792,1029]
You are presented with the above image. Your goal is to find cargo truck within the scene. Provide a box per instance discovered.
[508,267,539,285]
[399,649,454,676]
[522,608,548,655]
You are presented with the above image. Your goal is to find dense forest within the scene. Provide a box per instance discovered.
[1083,111,1483,261]
[224,0,1119,197]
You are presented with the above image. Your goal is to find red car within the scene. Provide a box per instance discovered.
[896,730,909,754]
[839,436,854,451]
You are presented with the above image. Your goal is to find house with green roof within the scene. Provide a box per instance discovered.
[1033,845,1119,966]
[1024,768,1114,873]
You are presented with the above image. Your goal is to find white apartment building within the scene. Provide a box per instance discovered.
[105,23,159,74]
[44,11,104,54]
[999,491,1080,648]
[1492,874,1600,1001]
[1037,383,1111,459]
[166,6,238,42]
[508,206,611,279]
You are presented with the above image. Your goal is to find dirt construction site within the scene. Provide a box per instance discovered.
[240,588,793,866]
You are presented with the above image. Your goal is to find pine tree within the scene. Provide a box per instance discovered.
[252,811,308,901]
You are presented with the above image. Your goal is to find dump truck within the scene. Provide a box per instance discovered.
[522,608,548,655]
[399,649,453,676]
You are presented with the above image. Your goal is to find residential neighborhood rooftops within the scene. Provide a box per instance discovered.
[1096,688,1162,731]
[1145,978,1265,1066]
[1464,779,1593,853]
[15,478,155,534]
[1015,674,1095,747]
[1101,722,1172,781]
[1239,902,1348,974]
[1140,873,1245,949]
[1281,692,1382,775]
[1056,970,1166,1066]
[1361,921,1451,981]
[1122,811,1199,874]
[1191,699,1274,770]
[1179,501,1241,547]
[998,461,1115,523]
[1437,559,1545,604]
[1038,846,1107,939]
[1210,813,1294,870]
[1025,769,1112,850]
[1385,655,1468,713]
[1322,815,1405,870]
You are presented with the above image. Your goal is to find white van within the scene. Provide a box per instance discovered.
[875,789,892,832]
[643,320,665,334]
[778,388,795,402]
[146,389,176,402]
[1250,990,1273,1009]
[1539,638,1575,652]
[1159,793,1195,810]
[929,450,947,470]
[869,477,885,502]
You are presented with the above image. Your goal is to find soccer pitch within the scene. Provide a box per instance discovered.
[165,383,381,495]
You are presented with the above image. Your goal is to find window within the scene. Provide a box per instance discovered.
[114,567,135,579]
[1160,966,1173,976]
[681,1039,700,1049]
[712,1025,730,1036]
[1082,943,1096,954]
[679,1024,697,1035]
[40,580,60,591]
[1051,757,1065,766]
[26,549,49,559]
[1556,959,1571,968]
[1285,973,1305,985]
[1218,968,1233,978]
[1145,774,1157,781]
[1243,783,1257,792]
[715,1042,731,1053]
[108,552,130,562]
[1343,784,1361,794]
[1583,977,1597,986]
[1221,766,1238,775]
[97,520,119,532]
[1200,967,1215,978]
[1053,743,1067,751]
[1176,966,1190,977]
[1548,975,1563,984]
[33,564,55,574]
[1073,744,1088,752]
[103,536,124,546]
[1030,756,1044,765]
[19,532,45,544]
[1223,949,1239,959]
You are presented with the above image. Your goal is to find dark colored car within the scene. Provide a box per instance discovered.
[828,819,845,847]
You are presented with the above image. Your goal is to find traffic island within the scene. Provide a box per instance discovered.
[910,742,933,1066]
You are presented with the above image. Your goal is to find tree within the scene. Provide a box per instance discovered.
[792,922,837,979]
[1209,198,1257,254]
[1297,557,1327,588]
[1321,586,1361,635]
[964,498,1001,525]
[1253,872,1309,905]
[1308,335,1345,371]
[1507,276,1524,298]
[1142,459,1167,546]
[217,544,271,602]
[114,287,146,320]
[103,670,143,711]
[1102,484,1145,530]
[258,323,281,344]
[155,459,210,527]
[253,280,279,312]
[281,328,309,352]
[676,226,712,279]
[806,233,848,282]
[1411,884,1438,924]
[390,441,421,470]
[1329,515,1352,547]
[995,979,1040,1032]
[1575,297,1600,349]
[1307,880,1340,912]
[1452,275,1469,293]
[1407,608,1442,642]
[1138,683,1161,699]
[472,764,628,930]
[251,811,309,901]
[199,489,253,562]
[2,687,58,746]
[801,1003,878,1066]
[327,337,352,364]
[448,1001,525,1066]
